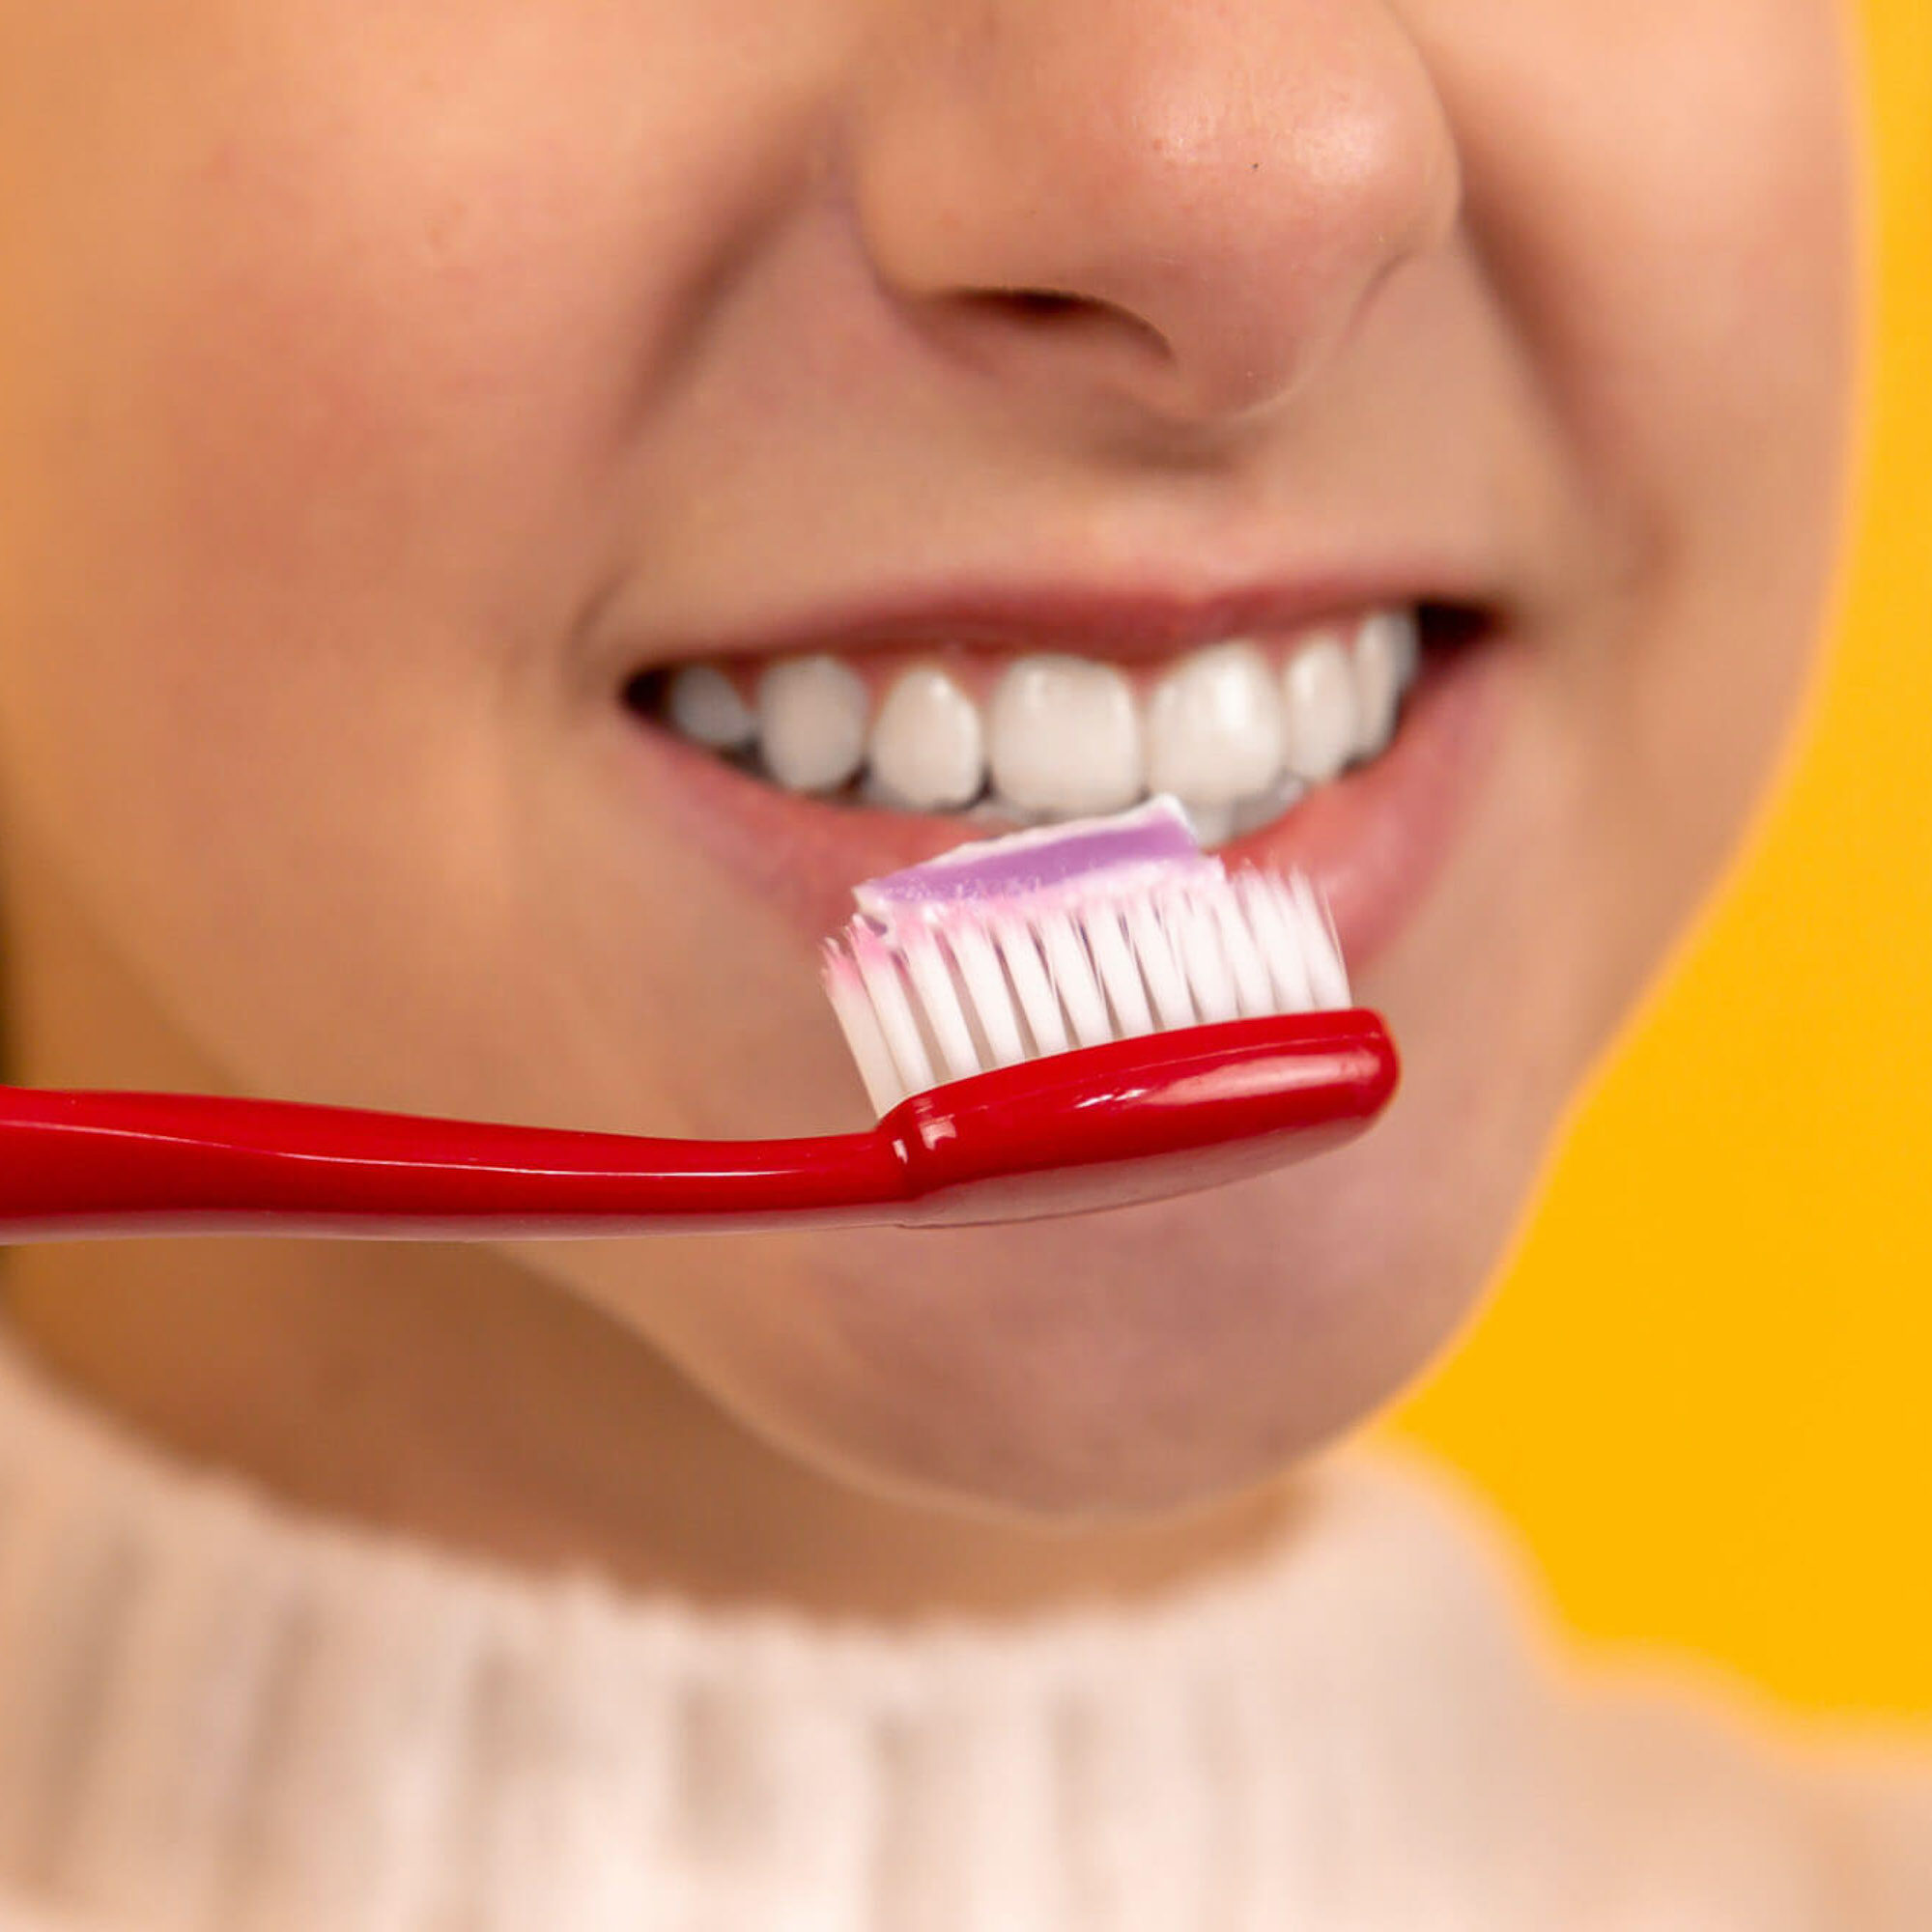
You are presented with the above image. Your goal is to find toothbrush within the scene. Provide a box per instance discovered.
[0,800,1396,1241]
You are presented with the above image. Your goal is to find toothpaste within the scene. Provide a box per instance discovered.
[851,796,1217,929]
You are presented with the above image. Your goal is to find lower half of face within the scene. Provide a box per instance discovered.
[0,0,1858,1517]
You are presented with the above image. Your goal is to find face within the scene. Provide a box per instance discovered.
[0,1,1857,1517]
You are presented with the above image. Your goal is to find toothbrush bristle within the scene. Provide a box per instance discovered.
[822,863,1352,1118]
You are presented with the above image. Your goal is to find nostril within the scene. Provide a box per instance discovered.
[965,287,1177,372]
[990,289,1086,322]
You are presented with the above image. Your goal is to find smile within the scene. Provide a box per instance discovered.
[625,607,1440,849]
[612,587,1509,975]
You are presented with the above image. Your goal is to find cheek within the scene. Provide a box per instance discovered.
[1427,0,1858,925]
[114,0,840,644]
[1427,0,1856,482]
[1,5,782,705]
[0,5,817,1112]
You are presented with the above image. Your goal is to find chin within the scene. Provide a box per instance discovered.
[610,1122,1524,1523]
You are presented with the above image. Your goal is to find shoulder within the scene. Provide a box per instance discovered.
[1322,1451,1932,1930]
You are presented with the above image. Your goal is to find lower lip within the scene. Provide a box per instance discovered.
[613,624,1518,980]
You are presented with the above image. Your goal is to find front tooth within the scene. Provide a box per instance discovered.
[666,664,756,750]
[1378,606,1422,695]
[1279,632,1358,783]
[756,655,869,792]
[867,666,985,810]
[986,654,1143,815]
[1144,642,1284,806]
[1352,611,1414,759]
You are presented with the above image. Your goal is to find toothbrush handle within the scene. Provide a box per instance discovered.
[0,1011,1397,1240]
[0,1086,911,1240]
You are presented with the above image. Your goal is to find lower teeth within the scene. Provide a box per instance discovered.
[758,749,1330,849]
[684,746,1353,851]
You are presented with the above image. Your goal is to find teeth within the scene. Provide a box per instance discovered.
[986,654,1143,817]
[1144,641,1285,807]
[1278,631,1359,784]
[1176,799,1236,847]
[1230,774,1308,836]
[653,608,1434,840]
[666,664,757,751]
[1381,606,1423,694]
[1351,610,1415,761]
[756,655,869,792]
[867,667,985,810]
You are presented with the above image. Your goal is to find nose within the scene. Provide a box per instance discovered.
[843,0,1460,434]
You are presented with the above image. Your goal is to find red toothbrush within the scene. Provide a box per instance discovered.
[0,804,1397,1242]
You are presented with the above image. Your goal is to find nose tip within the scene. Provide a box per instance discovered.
[846,1,1461,431]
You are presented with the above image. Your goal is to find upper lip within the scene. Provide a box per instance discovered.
[614,570,1496,677]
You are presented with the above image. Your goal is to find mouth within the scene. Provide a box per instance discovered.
[613,590,1512,975]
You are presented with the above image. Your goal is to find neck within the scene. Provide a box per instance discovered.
[0,839,1293,1621]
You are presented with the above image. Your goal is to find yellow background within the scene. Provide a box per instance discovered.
[1391,0,1932,1721]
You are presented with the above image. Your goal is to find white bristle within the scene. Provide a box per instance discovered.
[903,923,982,1084]
[823,949,905,1116]
[1084,900,1155,1038]
[1288,871,1351,1010]
[1125,892,1196,1030]
[1209,886,1274,1018]
[851,926,935,1102]
[1173,887,1240,1024]
[1038,907,1112,1049]
[945,914,1028,1067]
[994,910,1068,1058]
[823,861,1353,1117]
[1238,871,1314,1011]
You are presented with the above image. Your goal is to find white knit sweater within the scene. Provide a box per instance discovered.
[0,1329,1922,1932]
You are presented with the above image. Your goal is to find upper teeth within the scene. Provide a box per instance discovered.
[665,663,757,751]
[869,664,985,810]
[653,609,1423,844]
[754,656,869,793]
[1144,641,1285,806]
[987,654,1144,817]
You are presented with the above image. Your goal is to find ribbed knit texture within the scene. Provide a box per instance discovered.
[0,1326,1922,1932]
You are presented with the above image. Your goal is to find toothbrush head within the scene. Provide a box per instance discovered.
[818,799,1396,1224]
[822,797,1351,1117]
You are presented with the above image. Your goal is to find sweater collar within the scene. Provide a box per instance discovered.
[0,1323,1554,1931]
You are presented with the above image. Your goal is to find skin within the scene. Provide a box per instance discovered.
[0,1,1858,1613]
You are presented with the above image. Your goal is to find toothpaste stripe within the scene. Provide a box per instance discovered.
[853,797,1202,917]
